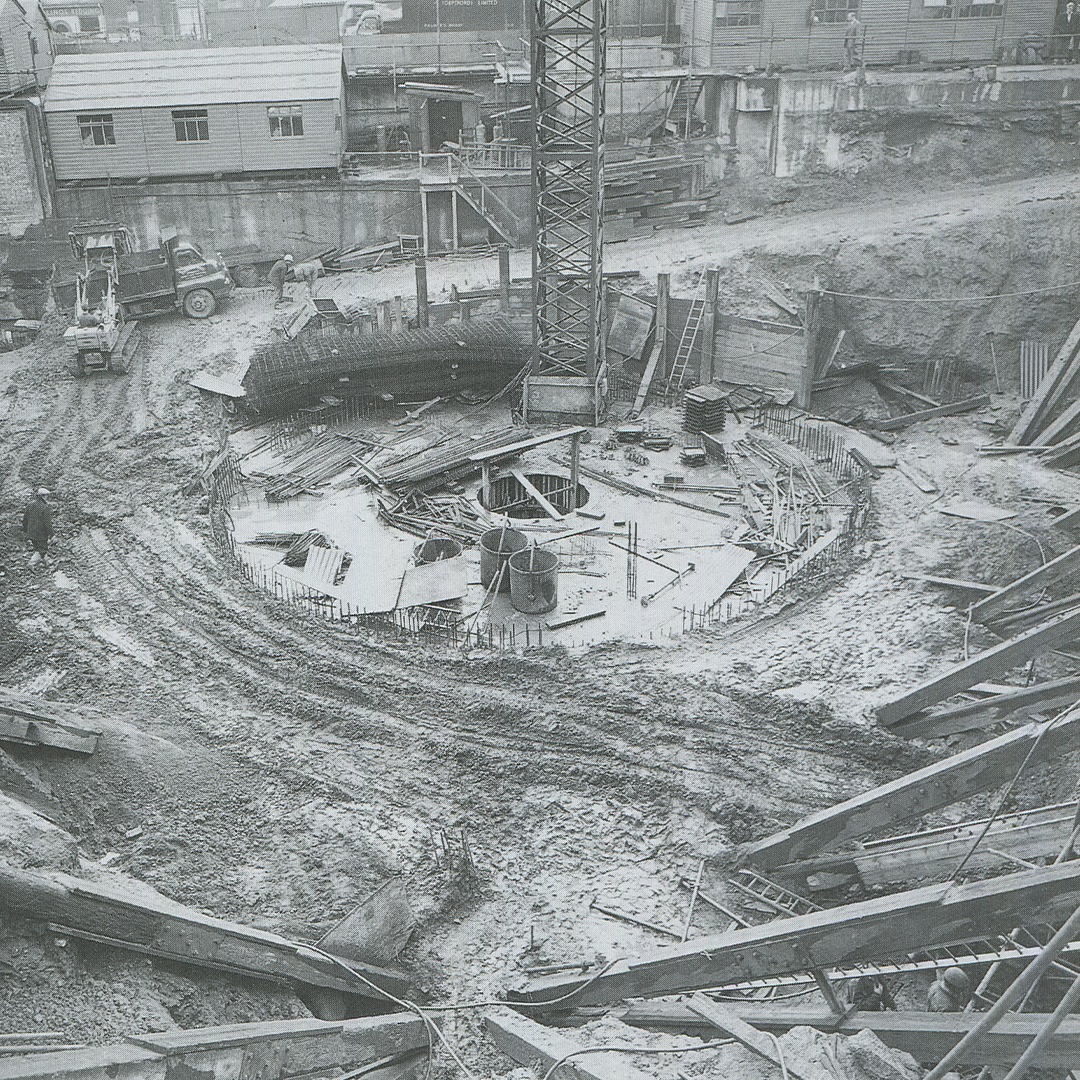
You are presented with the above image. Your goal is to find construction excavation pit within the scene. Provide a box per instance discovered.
[8,138,1080,1080]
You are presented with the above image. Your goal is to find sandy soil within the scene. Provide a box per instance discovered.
[1,171,1079,1063]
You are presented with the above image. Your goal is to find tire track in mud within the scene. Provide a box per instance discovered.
[0,383,78,495]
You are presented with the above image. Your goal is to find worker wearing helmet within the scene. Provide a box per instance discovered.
[928,967,971,1011]
[268,253,294,304]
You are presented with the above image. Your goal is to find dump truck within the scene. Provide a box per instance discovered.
[58,224,234,375]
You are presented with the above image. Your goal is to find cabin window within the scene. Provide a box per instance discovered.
[79,12,101,30]
[957,1,1003,14]
[810,0,858,23]
[173,108,209,142]
[268,104,304,137]
[78,113,115,146]
[715,0,760,27]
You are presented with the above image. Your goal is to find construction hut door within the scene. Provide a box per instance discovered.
[428,99,463,149]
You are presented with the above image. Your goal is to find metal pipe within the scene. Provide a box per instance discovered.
[1002,968,1080,1080]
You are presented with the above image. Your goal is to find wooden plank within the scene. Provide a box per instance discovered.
[631,340,663,419]
[868,395,991,431]
[484,1009,656,1080]
[896,460,938,493]
[469,427,588,464]
[511,862,1080,1008]
[1010,312,1080,445]
[396,556,468,608]
[1053,506,1080,534]
[1032,393,1080,447]
[817,328,845,379]
[970,545,1080,621]
[0,692,101,755]
[546,609,606,630]
[510,470,564,521]
[774,801,1080,890]
[0,865,408,1007]
[615,1002,1080,1069]
[901,573,998,595]
[685,995,816,1080]
[890,676,1080,740]
[875,607,1080,725]
[740,713,1080,868]
[874,377,941,408]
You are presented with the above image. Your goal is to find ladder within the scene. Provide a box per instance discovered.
[728,868,822,919]
[666,292,706,393]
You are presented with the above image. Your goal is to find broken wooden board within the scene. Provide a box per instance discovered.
[0,690,101,755]
[484,1009,655,1080]
[896,460,938,494]
[866,395,991,431]
[890,675,1080,740]
[631,338,663,419]
[189,372,247,399]
[875,607,1080,725]
[1052,505,1080,534]
[686,994,816,1080]
[510,469,564,521]
[396,555,467,609]
[1011,311,1080,445]
[317,879,415,968]
[971,544,1080,621]
[0,865,409,1012]
[938,500,1018,522]
[901,573,998,596]
[741,713,1080,868]
[773,801,1080,891]
[510,861,1080,1008]
[615,1002,1080,1070]
[607,294,655,360]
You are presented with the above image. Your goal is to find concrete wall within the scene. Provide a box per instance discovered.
[725,63,1080,177]
[52,171,530,254]
[0,102,51,236]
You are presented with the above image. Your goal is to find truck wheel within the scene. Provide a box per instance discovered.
[183,288,217,319]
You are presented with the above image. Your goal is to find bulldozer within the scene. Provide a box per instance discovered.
[63,224,142,376]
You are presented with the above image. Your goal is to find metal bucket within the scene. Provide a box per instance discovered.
[479,527,527,592]
[508,546,559,614]
[415,538,463,564]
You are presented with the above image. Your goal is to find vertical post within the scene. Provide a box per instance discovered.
[482,461,492,508]
[451,188,459,251]
[499,245,511,311]
[377,301,390,334]
[420,188,430,255]
[392,294,404,333]
[656,272,670,377]
[701,267,719,385]
[801,288,820,410]
[570,431,581,510]
[415,254,429,328]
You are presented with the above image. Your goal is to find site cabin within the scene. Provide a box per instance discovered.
[41,44,345,182]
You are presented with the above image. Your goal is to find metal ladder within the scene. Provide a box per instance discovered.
[728,868,822,919]
[665,291,706,394]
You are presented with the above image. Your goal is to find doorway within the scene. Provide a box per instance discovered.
[427,99,463,149]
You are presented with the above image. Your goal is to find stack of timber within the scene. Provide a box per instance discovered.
[376,490,488,542]
[252,428,385,501]
[603,153,713,240]
[0,690,100,755]
[1008,311,1080,465]
[0,1014,432,1080]
[369,427,525,491]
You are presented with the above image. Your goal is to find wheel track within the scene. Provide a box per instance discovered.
[0,383,78,495]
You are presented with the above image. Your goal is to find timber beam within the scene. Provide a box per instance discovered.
[771,801,1080,892]
[0,1014,431,1080]
[890,676,1080,740]
[609,1002,1080,1070]
[741,713,1080,869]
[970,545,1080,622]
[0,865,409,1015]
[484,1009,655,1080]
[508,862,1080,1008]
[875,608,1080,725]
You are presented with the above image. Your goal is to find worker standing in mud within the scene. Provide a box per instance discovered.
[268,253,294,304]
[21,488,53,567]
[843,10,864,72]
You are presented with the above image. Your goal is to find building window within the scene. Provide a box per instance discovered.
[268,104,304,137]
[811,0,858,22]
[957,1,1002,14]
[715,0,760,26]
[173,108,209,141]
[78,113,115,146]
[79,12,101,30]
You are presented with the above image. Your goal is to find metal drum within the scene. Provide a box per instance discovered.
[479,527,527,592]
[415,538,462,564]
[508,547,559,614]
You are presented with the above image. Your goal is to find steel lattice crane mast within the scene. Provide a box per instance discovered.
[527,0,606,423]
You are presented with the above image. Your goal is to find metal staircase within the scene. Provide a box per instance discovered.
[665,285,706,393]
[419,150,526,247]
[664,75,706,136]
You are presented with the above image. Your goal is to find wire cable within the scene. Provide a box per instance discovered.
[765,1032,790,1080]
[538,1040,734,1080]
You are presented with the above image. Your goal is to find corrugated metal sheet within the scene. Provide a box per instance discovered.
[44,44,342,112]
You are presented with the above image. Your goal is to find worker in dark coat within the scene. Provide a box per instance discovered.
[21,488,53,566]
[1057,2,1080,61]
[928,967,970,1011]
[268,254,294,304]
[846,975,896,1011]
[843,11,864,72]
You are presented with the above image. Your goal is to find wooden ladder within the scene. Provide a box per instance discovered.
[666,291,706,393]
[728,868,822,919]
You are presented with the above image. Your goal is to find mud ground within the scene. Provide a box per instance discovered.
[1,170,1080,1061]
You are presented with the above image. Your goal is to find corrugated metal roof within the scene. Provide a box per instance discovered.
[43,44,342,112]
